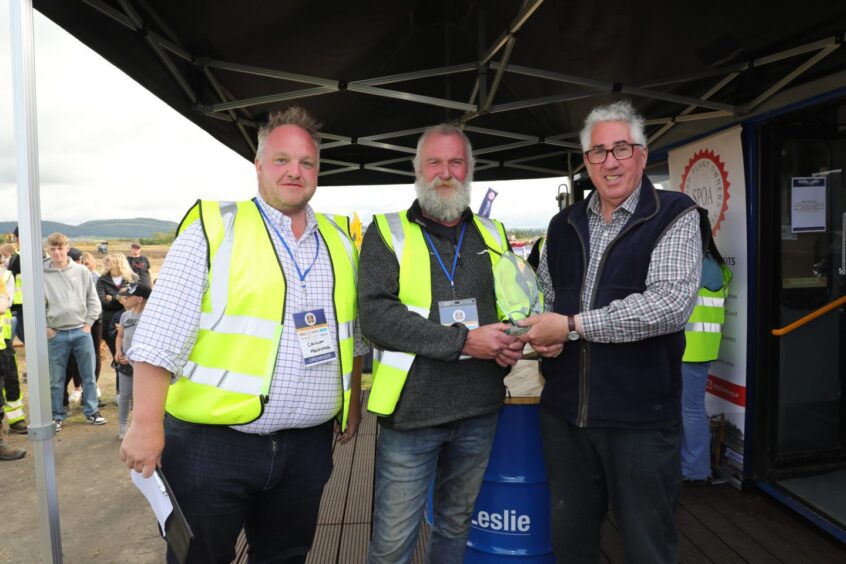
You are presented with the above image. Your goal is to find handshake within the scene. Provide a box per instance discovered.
[461,314,572,367]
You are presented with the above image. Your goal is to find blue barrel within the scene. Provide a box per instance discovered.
[464,400,553,563]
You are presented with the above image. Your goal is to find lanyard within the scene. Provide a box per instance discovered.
[254,199,320,289]
[423,221,467,299]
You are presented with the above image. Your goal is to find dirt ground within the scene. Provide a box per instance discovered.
[1,356,165,563]
[1,243,171,562]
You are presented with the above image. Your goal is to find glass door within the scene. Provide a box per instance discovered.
[761,99,846,532]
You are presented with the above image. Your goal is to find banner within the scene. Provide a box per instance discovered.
[668,126,748,485]
[477,188,498,218]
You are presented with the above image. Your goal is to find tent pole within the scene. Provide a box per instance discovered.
[9,1,63,562]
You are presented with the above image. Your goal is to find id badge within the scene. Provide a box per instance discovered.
[293,308,337,366]
[438,298,479,330]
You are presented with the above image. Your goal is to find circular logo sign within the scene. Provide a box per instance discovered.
[679,149,730,235]
[452,309,466,323]
[304,312,317,326]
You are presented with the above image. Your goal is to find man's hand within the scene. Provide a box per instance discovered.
[462,322,517,360]
[495,340,524,367]
[120,420,164,478]
[517,313,568,347]
[46,327,56,339]
[82,323,91,333]
[533,343,564,358]
[336,406,361,444]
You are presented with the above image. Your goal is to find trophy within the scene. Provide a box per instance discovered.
[493,251,544,336]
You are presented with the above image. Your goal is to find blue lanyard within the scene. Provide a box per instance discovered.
[254,199,320,288]
[422,221,467,291]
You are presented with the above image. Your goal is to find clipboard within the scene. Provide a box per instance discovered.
[131,468,194,564]
[156,469,193,564]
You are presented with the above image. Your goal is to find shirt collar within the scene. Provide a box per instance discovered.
[586,182,642,220]
[255,193,318,241]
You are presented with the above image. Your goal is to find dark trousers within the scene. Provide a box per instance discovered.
[539,407,681,564]
[161,415,334,564]
[1,341,20,401]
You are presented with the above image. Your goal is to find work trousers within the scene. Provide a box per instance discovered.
[540,407,681,564]
[161,415,334,564]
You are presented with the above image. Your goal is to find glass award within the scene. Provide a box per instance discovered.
[493,251,544,336]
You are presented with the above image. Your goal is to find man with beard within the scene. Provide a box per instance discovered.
[360,124,521,563]
[120,107,366,564]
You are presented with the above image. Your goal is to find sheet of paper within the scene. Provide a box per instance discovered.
[131,469,174,536]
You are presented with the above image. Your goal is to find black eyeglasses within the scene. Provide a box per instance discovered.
[584,142,643,164]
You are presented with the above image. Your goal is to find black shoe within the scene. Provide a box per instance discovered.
[9,421,28,434]
[85,411,107,425]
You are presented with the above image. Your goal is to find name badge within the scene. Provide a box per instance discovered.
[438,298,479,330]
[293,309,337,366]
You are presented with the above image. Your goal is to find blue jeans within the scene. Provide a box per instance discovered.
[162,416,334,564]
[13,310,24,343]
[540,408,680,564]
[367,411,500,564]
[681,361,712,480]
[47,328,98,420]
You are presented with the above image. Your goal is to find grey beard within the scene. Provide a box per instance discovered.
[415,176,471,222]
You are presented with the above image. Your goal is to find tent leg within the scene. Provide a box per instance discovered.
[9,0,64,562]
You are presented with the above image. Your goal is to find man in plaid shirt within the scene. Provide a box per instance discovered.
[520,100,708,564]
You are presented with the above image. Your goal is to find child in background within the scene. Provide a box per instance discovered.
[114,283,151,440]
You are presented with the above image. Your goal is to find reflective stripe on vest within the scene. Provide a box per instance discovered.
[1,270,11,340]
[166,200,358,428]
[367,211,508,416]
[2,395,25,424]
[12,253,22,305]
[683,263,731,363]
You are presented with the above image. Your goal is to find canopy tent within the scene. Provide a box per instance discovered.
[31,0,846,183]
[11,1,846,562]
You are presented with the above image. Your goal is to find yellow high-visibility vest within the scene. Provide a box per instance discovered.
[367,211,508,416]
[12,253,22,306]
[166,200,359,429]
[683,263,731,363]
[1,270,12,341]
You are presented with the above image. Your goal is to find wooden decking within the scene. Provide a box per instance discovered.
[235,392,846,563]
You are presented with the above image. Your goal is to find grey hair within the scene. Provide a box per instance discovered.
[579,100,647,152]
[413,124,475,182]
[256,106,322,160]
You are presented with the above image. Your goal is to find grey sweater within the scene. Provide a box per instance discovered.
[44,258,102,329]
[358,203,507,430]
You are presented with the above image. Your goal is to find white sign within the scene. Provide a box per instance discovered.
[669,126,749,485]
[790,177,827,233]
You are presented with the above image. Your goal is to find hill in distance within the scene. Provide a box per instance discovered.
[0,218,178,240]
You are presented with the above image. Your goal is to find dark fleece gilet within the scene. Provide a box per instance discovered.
[541,178,707,428]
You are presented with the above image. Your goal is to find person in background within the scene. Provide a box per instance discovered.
[526,236,544,271]
[64,248,86,405]
[97,252,137,400]
[82,252,100,285]
[81,252,104,382]
[0,248,26,435]
[0,278,25,459]
[360,124,520,564]
[114,283,150,440]
[519,100,707,563]
[120,106,366,564]
[127,243,152,287]
[44,232,105,430]
[8,227,24,344]
[681,237,731,483]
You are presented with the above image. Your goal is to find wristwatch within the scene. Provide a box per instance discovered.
[567,315,580,341]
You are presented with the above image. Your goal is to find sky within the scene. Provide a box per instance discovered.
[0,6,566,229]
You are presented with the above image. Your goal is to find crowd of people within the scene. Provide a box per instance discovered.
[5,100,730,564]
[0,232,153,459]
